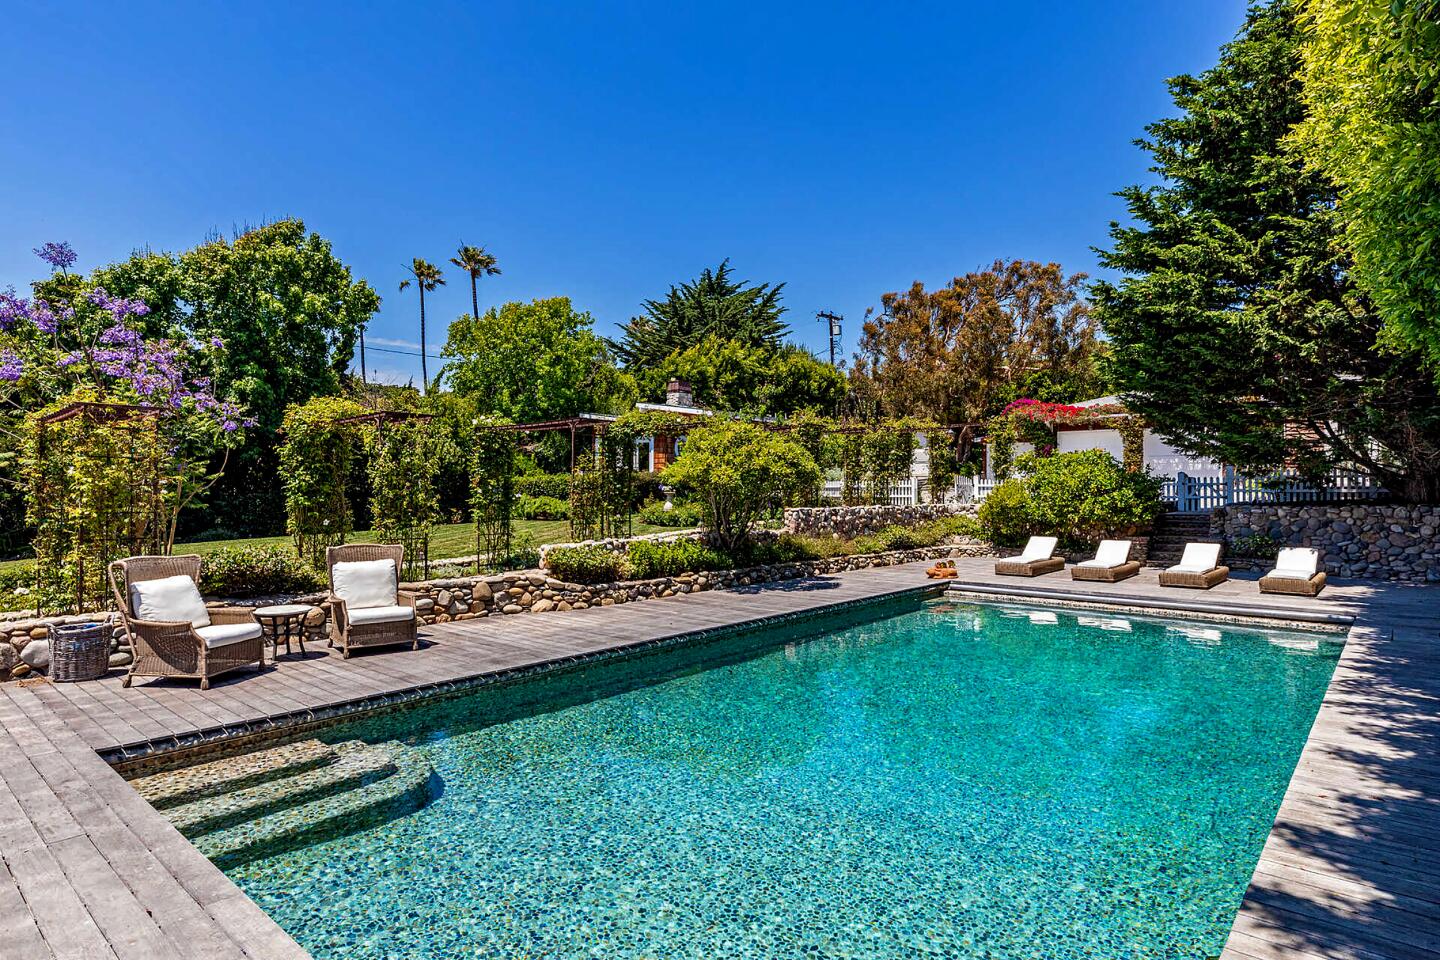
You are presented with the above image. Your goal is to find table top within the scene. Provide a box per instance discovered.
[252,604,315,618]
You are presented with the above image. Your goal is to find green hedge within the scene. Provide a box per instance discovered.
[515,495,569,520]
[544,545,626,584]
[625,539,729,579]
[198,547,326,598]
[977,452,1162,548]
[515,473,572,501]
[635,501,703,528]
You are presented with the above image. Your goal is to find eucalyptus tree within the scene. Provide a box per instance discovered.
[399,258,445,393]
[450,244,501,321]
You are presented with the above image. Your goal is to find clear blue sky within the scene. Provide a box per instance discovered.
[3,0,1249,385]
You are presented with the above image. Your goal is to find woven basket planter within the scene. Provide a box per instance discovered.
[49,621,110,683]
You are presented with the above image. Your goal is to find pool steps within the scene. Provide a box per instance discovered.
[131,737,336,810]
[130,738,439,869]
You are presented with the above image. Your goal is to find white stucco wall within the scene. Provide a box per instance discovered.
[1048,428,1223,478]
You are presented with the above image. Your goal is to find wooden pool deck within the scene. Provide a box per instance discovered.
[0,558,1436,959]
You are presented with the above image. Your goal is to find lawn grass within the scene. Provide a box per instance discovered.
[0,519,679,575]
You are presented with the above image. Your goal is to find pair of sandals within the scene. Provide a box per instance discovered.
[925,559,958,579]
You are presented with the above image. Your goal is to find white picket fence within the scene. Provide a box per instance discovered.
[823,469,1382,511]
[1159,469,1384,513]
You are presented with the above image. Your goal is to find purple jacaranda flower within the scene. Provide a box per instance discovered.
[209,337,224,349]
[0,288,23,331]
[29,299,58,334]
[0,350,22,382]
[87,287,150,319]
[33,241,77,272]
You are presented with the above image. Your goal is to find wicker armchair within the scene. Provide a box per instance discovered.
[109,555,265,690]
[325,544,418,659]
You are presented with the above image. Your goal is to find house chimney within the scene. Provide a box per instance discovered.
[665,379,693,407]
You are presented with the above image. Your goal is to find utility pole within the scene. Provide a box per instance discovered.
[816,311,843,367]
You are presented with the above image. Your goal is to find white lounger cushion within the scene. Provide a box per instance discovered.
[130,575,211,628]
[195,622,262,648]
[1168,542,1222,574]
[347,604,414,626]
[1017,536,1058,563]
[1266,547,1319,580]
[1079,539,1132,569]
[332,559,397,610]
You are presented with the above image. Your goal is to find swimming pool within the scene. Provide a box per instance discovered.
[227,597,1342,959]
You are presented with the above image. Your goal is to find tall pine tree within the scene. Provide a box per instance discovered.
[613,260,788,370]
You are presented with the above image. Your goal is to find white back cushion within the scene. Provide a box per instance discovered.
[1273,547,1319,576]
[1018,536,1058,562]
[333,559,397,610]
[130,575,211,627]
[1093,540,1132,567]
[1178,542,1222,570]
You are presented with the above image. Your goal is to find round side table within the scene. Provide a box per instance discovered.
[252,604,315,661]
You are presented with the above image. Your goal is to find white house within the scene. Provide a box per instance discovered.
[984,396,1224,480]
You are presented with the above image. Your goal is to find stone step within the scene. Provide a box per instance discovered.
[167,741,398,836]
[130,738,337,810]
[192,742,438,870]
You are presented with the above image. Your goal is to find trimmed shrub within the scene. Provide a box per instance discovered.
[515,495,569,520]
[199,547,326,598]
[515,473,572,501]
[636,501,703,528]
[1020,451,1162,545]
[977,479,1036,546]
[545,545,625,584]
[625,539,729,580]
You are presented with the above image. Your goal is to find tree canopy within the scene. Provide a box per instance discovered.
[639,336,845,417]
[442,296,637,423]
[1291,0,1440,370]
[612,260,788,370]
[852,259,1104,426]
[1093,0,1440,502]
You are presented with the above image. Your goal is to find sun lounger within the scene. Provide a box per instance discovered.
[994,536,1064,577]
[1071,539,1141,582]
[1259,547,1327,596]
[1158,542,1229,589]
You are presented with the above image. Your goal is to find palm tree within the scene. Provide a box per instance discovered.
[399,258,445,393]
[450,244,501,320]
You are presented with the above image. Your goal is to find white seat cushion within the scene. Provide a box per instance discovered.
[1270,547,1318,577]
[332,559,397,610]
[195,622,262,648]
[1265,567,1319,581]
[1082,540,1131,568]
[1176,542,1222,571]
[130,575,211,628]
[1017,536,1058,562]
[348,604,414,626]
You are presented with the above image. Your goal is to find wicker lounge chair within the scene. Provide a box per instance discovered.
[995,536,1064,577]
[326,544,418,659]
[1259,547,1327,597]
[109,555,265,689]
[1071,539,1142,582]
[1158,542,1230,589]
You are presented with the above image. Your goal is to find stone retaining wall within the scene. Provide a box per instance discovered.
[782,503,973,539]
[1212,503,1440,583]
[535,527,708,565]
[1,542,996,681]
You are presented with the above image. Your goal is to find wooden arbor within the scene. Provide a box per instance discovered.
[29,401,165,613]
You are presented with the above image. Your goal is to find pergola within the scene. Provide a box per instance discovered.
[473,414,618,470]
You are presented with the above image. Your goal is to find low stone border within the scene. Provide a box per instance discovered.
[783,503,973,539]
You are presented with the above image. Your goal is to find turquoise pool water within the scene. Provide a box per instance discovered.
[228,598,1342,959]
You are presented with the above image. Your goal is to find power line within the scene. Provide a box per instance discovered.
[363,345,446,360]
[816,311,843,367]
